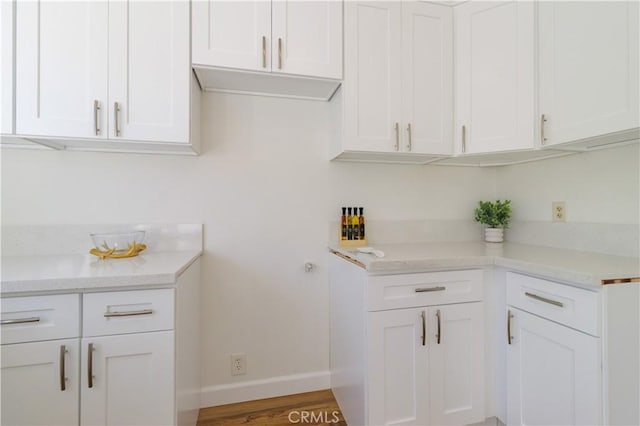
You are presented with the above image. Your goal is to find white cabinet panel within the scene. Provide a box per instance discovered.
[507,308,600,426]
[538,1,639,146]
[343,1,402,153]
[368,307,428,426]
[1,0,14,134]
[1,294,80,344]
[428,303,484,425]
[192,0,271,72]
[1,339,80,426]
[402,2,452,155]
[272,1,342,79]
[15,0,108,138]
[109,0,189,143]
[81,331,175,426]
[367,302,484,426]
[455,1,534,154]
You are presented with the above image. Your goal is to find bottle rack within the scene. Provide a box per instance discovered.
[339,206,367,248]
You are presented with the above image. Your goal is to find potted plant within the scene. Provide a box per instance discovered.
[474,199,512,242]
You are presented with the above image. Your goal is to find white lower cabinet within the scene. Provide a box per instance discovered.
[0,258,201,426]
[1,339,80,426]
[329,256,485,426]
[81,332,175,426]
[368,303,484,426]
[506,308,600,426]
[505,271,602,426]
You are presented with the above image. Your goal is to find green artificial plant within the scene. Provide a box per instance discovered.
[474,200,512,229]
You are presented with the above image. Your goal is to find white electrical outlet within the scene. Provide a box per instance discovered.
[552,201,566,222]
[231,353,246,376]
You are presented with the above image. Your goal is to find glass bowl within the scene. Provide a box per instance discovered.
[90,231,146,254]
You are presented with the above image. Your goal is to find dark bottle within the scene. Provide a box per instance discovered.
[352,206,360,240]
[341,207,347,240]
[359,207,365,240]
[347,207,353,240]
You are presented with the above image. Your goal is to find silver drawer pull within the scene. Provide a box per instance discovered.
[415,286,446,293]
[1,317,41,325]
[60,345,67,391]
[524,292,563,307]
[104,309,153,318]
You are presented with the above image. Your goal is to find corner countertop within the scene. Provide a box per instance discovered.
[1,250,202,296]
[329,242,640,289]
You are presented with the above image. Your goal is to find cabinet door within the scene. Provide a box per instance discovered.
[108,1,189,143]
[368,308,428,426]
[272,1,342,79]
[343,1,402,153]
[1,0,14,134]
[192,0,271,72]
[538,1,639,146]
[507,308,601,426]
[401,2,452,155]
[455,1,534,154]
[15,1,108,138]
[81,332,174,426]
[428,303,484,425]
[1,339,79,426]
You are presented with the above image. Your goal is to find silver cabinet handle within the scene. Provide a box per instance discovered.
[435,309,442,344]
[540,114,548,145]
[415,286,445,293]
[525,292,563,307]
[87,343,94,388]
[462,125,467,153]
[114,102,121,137]
[262,36,266,68]
[394,122,400,151]
[1,317,40,325]
[420,311,426,346]
[406,123,412,151]
[59,345,67,391]
[278,38,282,69]
[507,309,514,345]
[93,100,101,135]
[104,309,153,318]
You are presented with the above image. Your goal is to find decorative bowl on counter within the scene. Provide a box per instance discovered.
[89,231,147,259]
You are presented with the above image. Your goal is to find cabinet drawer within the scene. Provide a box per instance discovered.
[1,294,80,344]
[506,272,600,336]
[83,289,174,337]
[367,270,483,311]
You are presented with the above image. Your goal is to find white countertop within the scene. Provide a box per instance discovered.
[1,250,202,295]
[330,242,640,288]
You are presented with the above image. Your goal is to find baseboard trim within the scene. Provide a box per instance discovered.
[200,371,331,408]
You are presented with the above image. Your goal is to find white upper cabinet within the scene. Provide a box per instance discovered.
[272,1,342,79]
[454,1,535,155]
[402,2,453,155]
[538,1,639,148]
[192,0,343,86]
[1,0,14,135]
[192,1,271,72]
[13,0,196,152]
[15,1,108,139]
[108,1,189,143]
[343,1,402,154]
[338,1,452,161]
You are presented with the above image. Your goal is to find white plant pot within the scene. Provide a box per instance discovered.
[484,227,504,243]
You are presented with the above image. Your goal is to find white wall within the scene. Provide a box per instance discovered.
[496,143,639,224]
[0,93,497,403]
[495,144,640,257]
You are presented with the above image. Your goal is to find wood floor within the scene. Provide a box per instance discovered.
[197,389,346,426]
